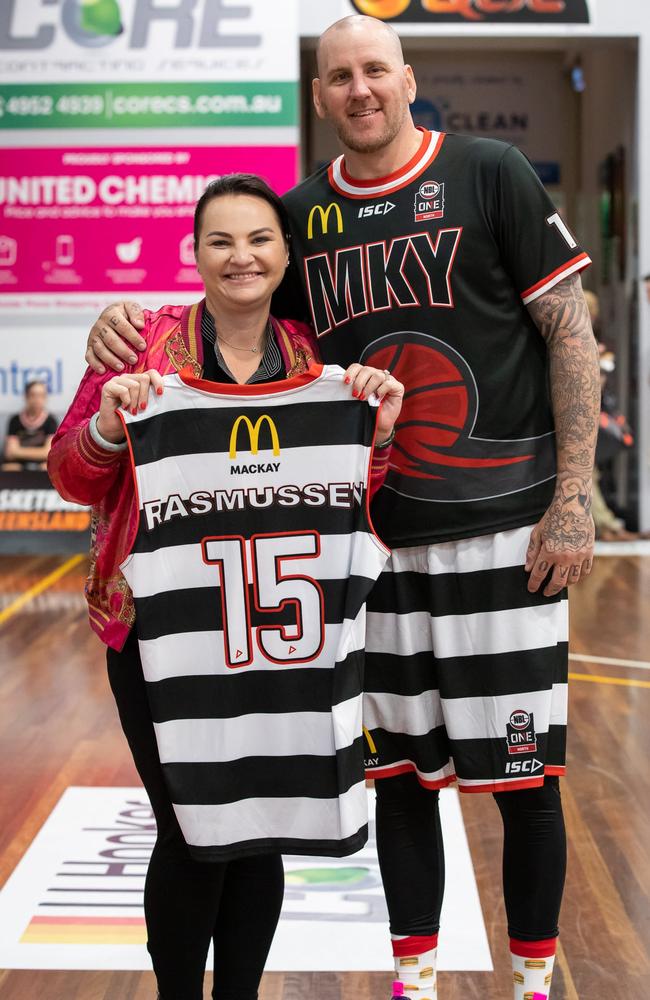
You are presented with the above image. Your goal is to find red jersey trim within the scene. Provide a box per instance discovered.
[521,252,591,304]
[366,761,457,790]
[328,128,445,200]
[118,408,143,578]
[177,363,324,396]
[367,761,564,791]
[339,126,430,187]
[364,400,391,559]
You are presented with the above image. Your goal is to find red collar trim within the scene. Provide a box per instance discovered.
[177,362,324,396]
[328,128,445,200]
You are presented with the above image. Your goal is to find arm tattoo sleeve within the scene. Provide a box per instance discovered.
[526,272,601,510]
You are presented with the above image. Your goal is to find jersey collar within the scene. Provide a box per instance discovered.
[328,127,445,200]
[176,362,324,396]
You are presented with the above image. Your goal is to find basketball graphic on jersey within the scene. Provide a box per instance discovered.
[362,332,554,503]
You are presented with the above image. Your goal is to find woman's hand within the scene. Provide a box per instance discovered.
[96,370,165,444]
[344,364,404,443]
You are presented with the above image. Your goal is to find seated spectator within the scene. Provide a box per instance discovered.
[583,289,644,540]
[2,380,58,471]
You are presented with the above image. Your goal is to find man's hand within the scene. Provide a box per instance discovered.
[343,363,404,442]
[525,474,595,596]
[86,301,147,374]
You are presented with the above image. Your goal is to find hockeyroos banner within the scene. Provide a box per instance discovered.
[0,787,490,971]
[348,0,592,23]
[0,145,297,301]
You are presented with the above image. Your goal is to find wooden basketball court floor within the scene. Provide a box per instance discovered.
[0,551,649,1000]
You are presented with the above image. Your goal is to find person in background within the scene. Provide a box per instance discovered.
[2,380,57,471]
[583,289,641,540]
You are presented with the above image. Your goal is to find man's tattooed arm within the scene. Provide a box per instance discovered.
[524,272,600,594]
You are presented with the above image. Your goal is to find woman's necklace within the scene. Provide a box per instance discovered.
[216,319,271,355]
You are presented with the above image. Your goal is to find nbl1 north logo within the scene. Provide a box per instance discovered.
[506,709,538,755]
[414,180,444,222]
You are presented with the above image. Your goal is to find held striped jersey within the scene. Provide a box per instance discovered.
[120,364,389,861]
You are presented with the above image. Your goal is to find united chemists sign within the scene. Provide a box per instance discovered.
[0,1,299,313]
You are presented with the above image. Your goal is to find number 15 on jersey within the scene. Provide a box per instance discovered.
[202,530,326,668]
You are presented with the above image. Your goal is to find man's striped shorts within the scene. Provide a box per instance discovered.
[363,525,568,793]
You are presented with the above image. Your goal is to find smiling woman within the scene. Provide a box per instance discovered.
[47,171,404,1000]
[193,181,291,383]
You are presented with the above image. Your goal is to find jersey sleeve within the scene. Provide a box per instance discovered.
[492,145,591,305]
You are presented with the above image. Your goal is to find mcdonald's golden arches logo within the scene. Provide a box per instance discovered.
[307,202,343,239]
[229,414,280,459]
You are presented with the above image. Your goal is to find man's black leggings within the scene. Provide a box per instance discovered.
[107,632,285,1000]
[375,771,566,942]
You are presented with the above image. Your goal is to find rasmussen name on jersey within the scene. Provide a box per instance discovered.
[143,481,365,531]
[304,228,462,336]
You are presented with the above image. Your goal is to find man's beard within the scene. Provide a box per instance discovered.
[330,103,408,155]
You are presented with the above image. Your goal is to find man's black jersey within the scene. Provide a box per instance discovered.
[283,128,591,547]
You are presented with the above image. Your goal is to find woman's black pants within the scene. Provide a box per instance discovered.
[107,631,285,1000]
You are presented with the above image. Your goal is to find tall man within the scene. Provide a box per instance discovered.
[84,16,600,1000]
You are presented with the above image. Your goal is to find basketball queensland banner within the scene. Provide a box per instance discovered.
[348,0,592,24]
[0,471,90,554]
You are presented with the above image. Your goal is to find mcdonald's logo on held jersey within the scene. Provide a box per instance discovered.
[307,202,343,239]
[229,414,280,459]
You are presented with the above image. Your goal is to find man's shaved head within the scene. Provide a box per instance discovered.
[316,15,405,77]
[312,14,418,160]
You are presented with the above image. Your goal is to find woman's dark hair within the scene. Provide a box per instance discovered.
[193,173,291,251]
[25,380,47,396]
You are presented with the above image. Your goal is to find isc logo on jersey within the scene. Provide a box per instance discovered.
[357,201,396,218]
[414,180,445,222]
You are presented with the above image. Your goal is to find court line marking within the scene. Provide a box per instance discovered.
[569,672,650,689]
[569,652,650,671]
[0,555,85,628]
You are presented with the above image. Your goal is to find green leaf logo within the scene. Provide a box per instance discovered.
[80,0,123,37]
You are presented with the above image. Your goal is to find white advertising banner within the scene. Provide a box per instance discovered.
[0,321,89,428]
[0,0,297,83]
[0,786,491,972]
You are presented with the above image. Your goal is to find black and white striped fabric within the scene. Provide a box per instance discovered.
[363,526,568,793]
[120,364,389,860]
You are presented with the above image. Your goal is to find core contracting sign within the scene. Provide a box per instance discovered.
[348,0,591,23]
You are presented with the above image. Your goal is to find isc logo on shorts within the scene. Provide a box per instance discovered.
[505,709,538,755]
